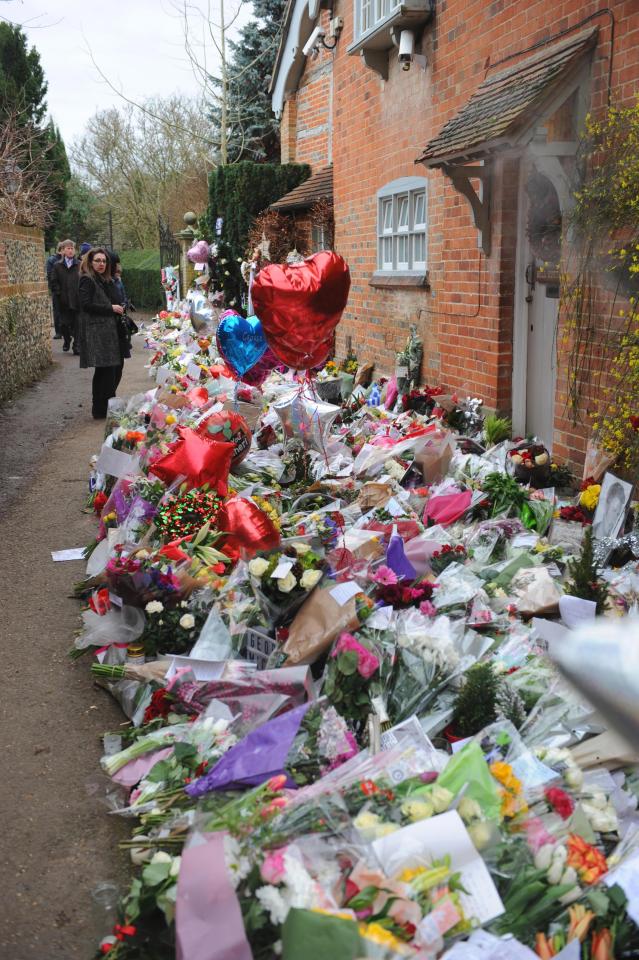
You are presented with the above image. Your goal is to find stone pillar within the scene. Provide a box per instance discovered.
[175,211,197,296]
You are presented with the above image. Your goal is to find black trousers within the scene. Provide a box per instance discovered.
[60,308,78,346]
[92,363,124,418]
[51,293,62,334]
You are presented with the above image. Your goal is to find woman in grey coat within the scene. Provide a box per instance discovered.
[78,247,130,419]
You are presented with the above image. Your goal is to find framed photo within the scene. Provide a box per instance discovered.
[592,472,633,541]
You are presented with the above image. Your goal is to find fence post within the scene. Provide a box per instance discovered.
[175,211,197,297]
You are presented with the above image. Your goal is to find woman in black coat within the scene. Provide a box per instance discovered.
[77,247,131,419]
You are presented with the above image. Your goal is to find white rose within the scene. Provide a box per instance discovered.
[150,851,172,865]
[293,542,311,555]
[564,766,583,790]
[179,613,195,629]
[249,558,269,578]
[301,569,322,590]
[277,572,297,593]
[145,600,164,614]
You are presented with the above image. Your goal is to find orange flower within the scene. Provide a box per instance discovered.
[567,904,595,943]
[591,928,614,960]
[566,834,608,885]
[125,430,146,444]
[535,933,558,958]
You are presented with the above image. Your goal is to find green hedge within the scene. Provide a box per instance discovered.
[205,161,310,307]
[120,250,163,310]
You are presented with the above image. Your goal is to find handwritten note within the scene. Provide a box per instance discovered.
[329,580,362,606]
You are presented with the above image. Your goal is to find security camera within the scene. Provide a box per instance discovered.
[303,26,325,56]
[398,29,415,70]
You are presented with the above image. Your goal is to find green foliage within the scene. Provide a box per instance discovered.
[565,526,609,614]
[43,121,71,246]
[483,414,512,447]
[451,662,499,737]
[205,161,310,307]
[50,175,104,248]
[119,250,163,309]
[481,472,528,518]
[0,22,47,125]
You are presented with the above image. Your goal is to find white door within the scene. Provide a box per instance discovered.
[514,167,562,449]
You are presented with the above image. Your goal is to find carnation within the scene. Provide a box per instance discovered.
[300,569,322,590]
[249,557,269,578]
[145,600,164,614]
[179,614,196,630]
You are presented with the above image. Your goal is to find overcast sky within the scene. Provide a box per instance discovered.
[2,0,248,147]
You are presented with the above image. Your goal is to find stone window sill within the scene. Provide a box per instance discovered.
[369,270,430,289]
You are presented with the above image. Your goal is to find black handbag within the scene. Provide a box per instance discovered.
[120,314,139,336]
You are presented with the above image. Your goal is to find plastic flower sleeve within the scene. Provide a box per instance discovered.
[519,676,605,749]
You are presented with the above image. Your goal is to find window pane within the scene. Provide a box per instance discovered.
[413,232,426,266]
[382,198,393,232]
[376,0,391,21]
[361,0,372,32]
[382,236,393,269]
[397,234,409,268]
[413,191,426,226]
[397,195,409,230]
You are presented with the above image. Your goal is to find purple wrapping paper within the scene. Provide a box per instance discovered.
[386,531,417,581]
[176,831,252,960]
[185,702,311,797]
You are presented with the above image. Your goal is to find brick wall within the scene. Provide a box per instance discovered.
[0,222,51,404]
[281,9,333,170]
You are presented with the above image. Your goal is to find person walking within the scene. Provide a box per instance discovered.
[77,246,130,419]
[46,244,62,339]
[50,239,80,354]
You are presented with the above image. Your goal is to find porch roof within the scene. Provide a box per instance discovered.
[417,27,597,167]
[270,165,333,211]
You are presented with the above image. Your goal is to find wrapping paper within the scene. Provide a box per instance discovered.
[423,491,472,527]
[176,831,252,960]
[185,702,310,795]
[282,586,361,665]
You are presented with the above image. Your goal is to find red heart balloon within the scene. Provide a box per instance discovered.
[217,497,281,560]
[251,251,350,369]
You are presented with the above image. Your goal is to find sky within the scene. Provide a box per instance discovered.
[2,0,249,148]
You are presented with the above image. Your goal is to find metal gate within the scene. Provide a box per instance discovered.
[159,215,180,268]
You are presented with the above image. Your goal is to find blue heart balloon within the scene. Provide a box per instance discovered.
[216,313,268,377]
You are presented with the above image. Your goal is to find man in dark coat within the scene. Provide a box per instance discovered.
[46,245,62,339]
[50,239,80,354]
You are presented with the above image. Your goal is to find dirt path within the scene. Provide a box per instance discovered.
[0,331,152,959]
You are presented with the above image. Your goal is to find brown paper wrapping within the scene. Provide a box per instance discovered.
[357,482,394,511]
[413,434,455,483]
[511,567,561,619]
[281,587,361,666]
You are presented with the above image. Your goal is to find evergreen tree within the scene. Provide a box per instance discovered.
[0,23,70,237]
[210,0,286,163]
[565,526,609,614]
[0,22,48,125]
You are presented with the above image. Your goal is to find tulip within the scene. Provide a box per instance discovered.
[266,774,287,792]
[567,904,595,943]
[591,929,614,960]
[535,933,557,959]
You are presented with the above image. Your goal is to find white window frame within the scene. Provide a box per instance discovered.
[311,223,327,253]
[376,177,428,275]
[354,0,398,40]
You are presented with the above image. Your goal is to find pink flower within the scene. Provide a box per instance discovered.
[373,565,398,586]
[419,600,437,617]
[525,816,556,854]
[266,774,287,792]
[333,633,380,679]
[260,848,287,884]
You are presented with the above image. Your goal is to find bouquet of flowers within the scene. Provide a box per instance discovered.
[138,599,207,658]
[322,632,381,734]
[430,544,467,574]
[509,442,551,488]
[248,544,324,625]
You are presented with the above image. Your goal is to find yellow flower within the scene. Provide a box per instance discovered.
[166,414,177,425]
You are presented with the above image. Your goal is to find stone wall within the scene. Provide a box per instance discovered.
[0,222,51,404]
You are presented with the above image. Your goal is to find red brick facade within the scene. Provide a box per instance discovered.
[275,0,639,466]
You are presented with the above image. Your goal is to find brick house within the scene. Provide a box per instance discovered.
[270,0,639,467]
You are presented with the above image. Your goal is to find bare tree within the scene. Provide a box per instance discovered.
[71,96,213,247]
[0,112,55,226]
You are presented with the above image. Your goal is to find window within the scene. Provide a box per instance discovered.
[349,0,434,80]
[376,177,428,275]
[355,0,397,39]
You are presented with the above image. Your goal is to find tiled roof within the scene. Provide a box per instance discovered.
[417,27,597,166]
[270,166,333,210]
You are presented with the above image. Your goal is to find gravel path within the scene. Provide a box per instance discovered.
[0,331,152,959]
